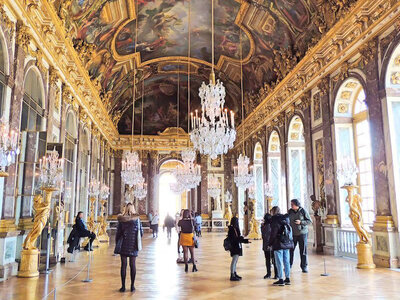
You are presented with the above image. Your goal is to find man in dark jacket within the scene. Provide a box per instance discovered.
[269,206,294,286]
[261,213,277,279]
[288,199,312,273]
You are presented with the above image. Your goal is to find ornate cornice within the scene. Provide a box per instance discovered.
[235,0,399,147]
[4,0,118,146]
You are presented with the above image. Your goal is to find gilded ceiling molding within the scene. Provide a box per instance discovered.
[4,0,119,147]
[235,0,399,148]
[0,2,14,35]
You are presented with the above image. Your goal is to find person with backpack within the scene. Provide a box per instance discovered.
[288,199,312,273]
[269,206,294,286]
[261,212,277,279]
[226,216,250,281]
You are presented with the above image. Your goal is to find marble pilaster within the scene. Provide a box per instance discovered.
[200,155,208,216]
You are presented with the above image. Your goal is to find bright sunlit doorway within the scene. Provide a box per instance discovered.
[158,160,187,226]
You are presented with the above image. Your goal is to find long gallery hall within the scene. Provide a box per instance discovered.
[1,0,400,299]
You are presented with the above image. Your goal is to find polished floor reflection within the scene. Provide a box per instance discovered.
[1,232,400,299]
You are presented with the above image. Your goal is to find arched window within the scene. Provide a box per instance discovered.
[287,116,308,207]
[78,129,90,214]
[17,68,46,218]
[334,78,375,225]
[253,142,264,218]
[268,131,284,210]
[385,43,400,221]
[64,111,77,216]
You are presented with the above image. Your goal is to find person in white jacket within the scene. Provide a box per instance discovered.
[151,211,159,238]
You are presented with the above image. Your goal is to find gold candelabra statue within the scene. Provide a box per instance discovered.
[18,187,58,277]
[246,197,261,240]
[342,185,376,269]
[98,199,109,243]
[83,196,100,248]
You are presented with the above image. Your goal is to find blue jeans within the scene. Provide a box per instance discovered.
[274,249,291,279]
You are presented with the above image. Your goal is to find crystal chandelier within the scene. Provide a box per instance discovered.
[88,178,100,197]
[133,176,147,200]
[264,180,273,198]
[234,154,253,189]
[100,184,110,200]
[121,151,143,188]
[39,150,64,189]
[336,156,358,186]
[170,182,185,194]
[208,174,221,198]
[0,116,19,177]
[175,149,201,189]
[248,182,256,199]
[189,0,236,159]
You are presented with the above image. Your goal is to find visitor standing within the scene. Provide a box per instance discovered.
[227,216,250,281]
[194,213,202,237]
[269,206,294,286]
[114,203,143,292]
[261,212,277,279]
[163,213,175,239]
[178,209,198,273]
[151,211,159,238]
[288,199,312,273]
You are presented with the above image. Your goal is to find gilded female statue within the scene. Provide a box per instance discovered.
[346,192,370,244]
[23,194,51,250]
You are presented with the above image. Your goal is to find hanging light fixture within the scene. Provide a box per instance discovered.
[170,181,185,195]
[100,184,110,200]
[0,116,19,177]
[39,149,64,189]
[88,178,101,197]
[234,27,253,190]
[208,174,221,198]
[121,0,143,188]
[190,0,236,159]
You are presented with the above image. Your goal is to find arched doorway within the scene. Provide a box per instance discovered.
[157,160,186,225]
[253,142,264,218]
[333,77,375,225]
[268,131,285,210]
[287,116,308,207]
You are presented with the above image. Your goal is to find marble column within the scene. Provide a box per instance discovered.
[147,151,158,214]
[200,155,208,216]
[302,104,315,209]
[112,153,122,215]
[362,39,397,267]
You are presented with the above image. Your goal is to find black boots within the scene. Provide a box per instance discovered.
[119,286,126,292]
[131,283,136,292]
[263,273,271,279]
[230,274,240,281]
[234,272,242,280]
[192,265,198,272]
[185,264,189,273]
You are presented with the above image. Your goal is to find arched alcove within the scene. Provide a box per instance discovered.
[253,142,264,218]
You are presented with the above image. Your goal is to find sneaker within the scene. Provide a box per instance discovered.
[263,274,271,279]
[230,275,240,281]
[302,268,308,273]
[284,278,291,285]
[234,272,242,280]
[273,279,285,286]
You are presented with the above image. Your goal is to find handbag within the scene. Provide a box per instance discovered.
[223,237,231,251]
[137,219,142,251]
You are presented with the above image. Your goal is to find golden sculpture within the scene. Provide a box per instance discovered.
[341,185,376,269]
[19,187,57,278]
[246,198,261,240]
[98,199,110,243]
[224,202,233,223]
[82,197,100,248]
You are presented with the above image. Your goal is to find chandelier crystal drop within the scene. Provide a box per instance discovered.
[100,184,110,200]
[248,183,256,199]
[175,149,201,190]
[170,181,185,194]
[88,179,101,197]
[207,174,221,198]
[39,150,64,189]
[264,180,273,198]
[133,176,147,200]
[0,117,20,176]
[121,151,143,188]
[234,154,253,189]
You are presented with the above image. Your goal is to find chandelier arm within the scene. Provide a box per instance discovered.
[187,0,191,147]
[240,27,244,155]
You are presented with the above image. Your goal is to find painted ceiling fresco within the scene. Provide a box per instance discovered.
[54,0,339,135]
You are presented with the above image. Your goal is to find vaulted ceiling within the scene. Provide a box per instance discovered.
[54,0,350,135]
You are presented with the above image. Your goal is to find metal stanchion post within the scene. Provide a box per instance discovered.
[82,249,93,283]
[320,258,329,276]
[53,288,56,300]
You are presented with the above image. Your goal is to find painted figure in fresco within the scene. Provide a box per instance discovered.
[274,0,310,30]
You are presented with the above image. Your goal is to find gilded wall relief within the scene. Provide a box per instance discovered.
[313,91,321,121]
[315,138,325,203]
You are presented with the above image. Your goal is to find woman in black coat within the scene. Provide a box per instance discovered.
[261,213,277,279]
[227,217,249,281]
[115,203,143,292]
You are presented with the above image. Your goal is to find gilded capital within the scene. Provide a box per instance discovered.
[16,20,30,53]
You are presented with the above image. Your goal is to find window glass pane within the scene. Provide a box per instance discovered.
[255,165,264,219]
[392,102,400,186]
[290,149,301,201]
